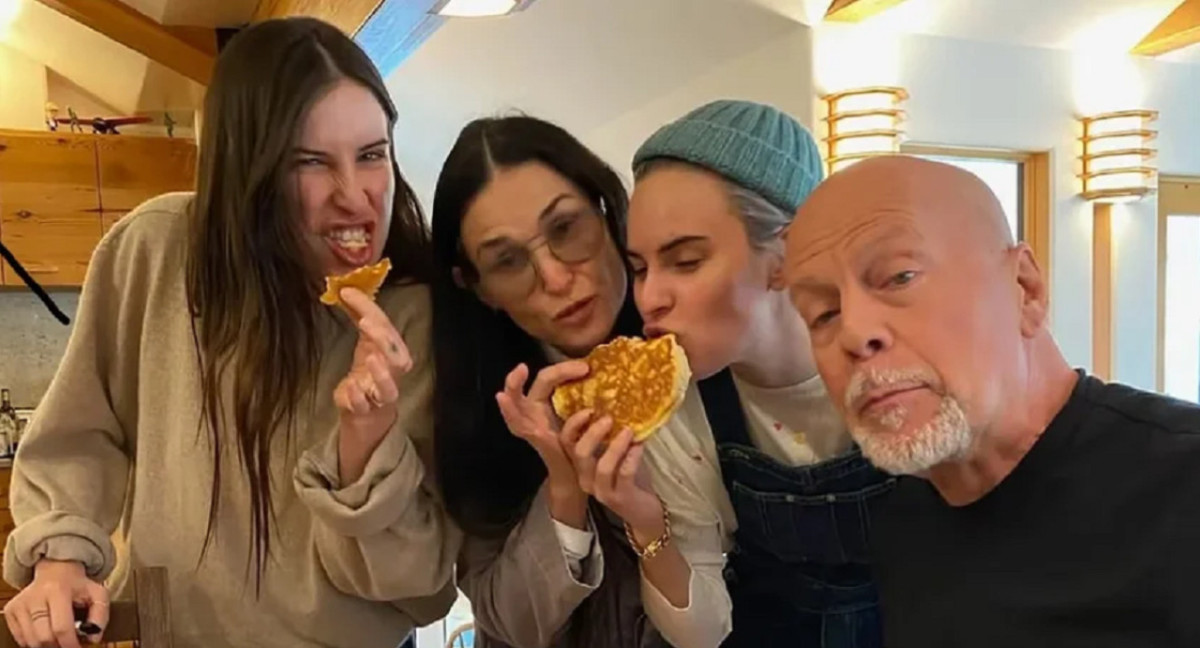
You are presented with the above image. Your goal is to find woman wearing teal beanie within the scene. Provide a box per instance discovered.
[564,100,893,647]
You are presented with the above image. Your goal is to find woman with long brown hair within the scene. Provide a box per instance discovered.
[1,17,457,648]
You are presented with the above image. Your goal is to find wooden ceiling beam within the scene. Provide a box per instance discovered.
[824,0,912,23]
[252,0,387,35]
[163,25,218,58]
[32,0,215,85]
[1132,0,1200,57]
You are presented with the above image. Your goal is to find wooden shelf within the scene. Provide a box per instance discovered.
[0,130,195,288]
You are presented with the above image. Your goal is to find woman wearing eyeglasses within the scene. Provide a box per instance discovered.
[429,115,669,648]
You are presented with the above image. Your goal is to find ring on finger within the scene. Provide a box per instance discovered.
[29,608,49,622]
[365,384,384,408]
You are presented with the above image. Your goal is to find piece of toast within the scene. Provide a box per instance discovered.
[319,258,392,307]
[551,334,691,441]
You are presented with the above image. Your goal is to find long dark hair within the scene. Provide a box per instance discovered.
[185,17,432,591]
[431,115,640,539]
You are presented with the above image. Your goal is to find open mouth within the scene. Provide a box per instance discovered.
[325,225,374,268]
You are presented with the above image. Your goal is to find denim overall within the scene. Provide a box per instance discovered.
[697,369,895,648]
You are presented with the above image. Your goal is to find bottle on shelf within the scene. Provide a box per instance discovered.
[0,389,16,458]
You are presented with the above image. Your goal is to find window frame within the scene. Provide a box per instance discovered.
[900,143,1052,300]
[1156,176,1200,396]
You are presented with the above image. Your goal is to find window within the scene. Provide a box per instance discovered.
[1162,215,1200,403]
[901,145,1052,304]
[1159,179,1200,404]
[911,154,1023,241]
[413,592,474,647]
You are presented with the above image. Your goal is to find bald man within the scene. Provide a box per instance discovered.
[784,156,1200,647]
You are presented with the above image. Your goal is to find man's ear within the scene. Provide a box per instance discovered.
[1014,243,1049,338]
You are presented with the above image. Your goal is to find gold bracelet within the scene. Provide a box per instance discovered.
[624,495,671,560]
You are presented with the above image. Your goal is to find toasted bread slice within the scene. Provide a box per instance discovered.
[551,334,691,441]
[320,258,392,307]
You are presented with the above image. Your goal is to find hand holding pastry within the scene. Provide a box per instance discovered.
[566,416,664,543]
[333,287,413,484]
[496,361,592,529]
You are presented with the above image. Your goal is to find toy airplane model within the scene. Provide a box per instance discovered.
[53,109,152,135]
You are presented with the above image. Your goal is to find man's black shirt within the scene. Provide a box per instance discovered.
[870,372,1200,647]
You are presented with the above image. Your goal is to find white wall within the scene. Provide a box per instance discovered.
[388,0,814,209]
[4,0,204,118]
[0,43,48,130]
[896,34,1200,390]
[389,5,1200,391]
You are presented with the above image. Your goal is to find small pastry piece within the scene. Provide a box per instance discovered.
[320,258,391,307]
[551,334,691,442]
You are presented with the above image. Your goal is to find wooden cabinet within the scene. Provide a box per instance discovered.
[101,212,125,236]
[0,130,196,288]
[97,136,196,234]
[0,132,103,287]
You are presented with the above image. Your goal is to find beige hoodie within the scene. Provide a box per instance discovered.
[3,193,460,648]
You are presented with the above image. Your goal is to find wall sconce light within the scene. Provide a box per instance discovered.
[1082,109,1159,381]
[822,86,908,175]
[1080,110,1158,203]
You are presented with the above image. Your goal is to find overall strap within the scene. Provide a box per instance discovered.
[696,369,753,448]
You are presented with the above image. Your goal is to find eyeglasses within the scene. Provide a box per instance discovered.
[470,206,607,300]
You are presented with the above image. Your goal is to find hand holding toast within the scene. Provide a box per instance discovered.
[565,416,664,541]
[497,361,593,529]
[333,287,413,484]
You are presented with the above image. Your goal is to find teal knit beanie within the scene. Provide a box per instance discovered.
[632,99,824,214]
